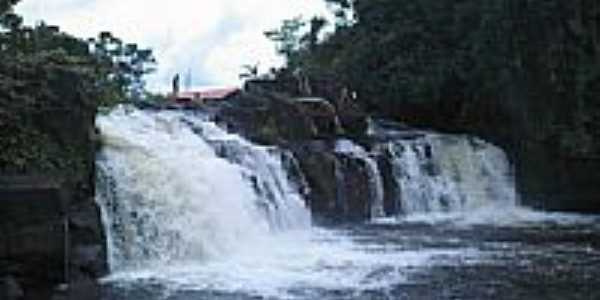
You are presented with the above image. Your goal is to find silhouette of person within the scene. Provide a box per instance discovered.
[172,73,180,95]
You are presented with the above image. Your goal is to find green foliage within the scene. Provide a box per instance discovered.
[0,0,20,20]
[264,16,306,68]
[0,1,156,174]
[88,31,157,101]
[267,0,600,159]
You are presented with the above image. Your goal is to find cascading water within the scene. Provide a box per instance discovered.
[183,118,311,231]
[383,134,517,215]
[334,139,385,218]
[92,109,598,300]
[367,119,517,217]
[94,107,483,299]
[96,107,310,270]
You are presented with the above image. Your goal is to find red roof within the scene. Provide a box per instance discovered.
[175,87,240,102]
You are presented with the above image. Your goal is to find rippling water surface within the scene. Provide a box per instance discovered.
[99,209,600,300]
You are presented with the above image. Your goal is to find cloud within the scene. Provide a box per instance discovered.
[16,0,331,92]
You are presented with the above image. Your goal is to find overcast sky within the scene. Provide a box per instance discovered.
[16,0,330,92]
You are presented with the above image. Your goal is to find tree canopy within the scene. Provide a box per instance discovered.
[267,0,600,160]
[0,0,157,173]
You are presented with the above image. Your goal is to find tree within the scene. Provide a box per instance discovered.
[239,63,259,80]
[88,31,157,101]
[263,0,600,158]
[264,16,306,68]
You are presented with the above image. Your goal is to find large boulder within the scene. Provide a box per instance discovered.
[214,90,344,145]
[372,145,402,216]
[0,176,68,295]
[291,141,338,221]
[0,276,24,300]
[334,153,374,221]
[290,141,375,222]
[69,200,107,279]
[0,176,107,296]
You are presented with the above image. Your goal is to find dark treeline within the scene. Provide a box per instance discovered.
[268,0,599,159]
[0,0,156,173]
[266,0,600,210]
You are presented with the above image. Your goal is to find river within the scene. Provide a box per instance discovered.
[94,108,599,300]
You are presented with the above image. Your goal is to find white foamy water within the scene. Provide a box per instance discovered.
[95,107,476,299]
[96,107,310,269]
[102,228,479,299]
[380,134,517,214]
[373,205,600,228]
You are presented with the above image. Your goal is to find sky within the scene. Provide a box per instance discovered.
[16,0,331,92]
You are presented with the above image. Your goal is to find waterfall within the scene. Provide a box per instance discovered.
[334,139,385,218]
[95,107,310,271]
[383,134,517,214]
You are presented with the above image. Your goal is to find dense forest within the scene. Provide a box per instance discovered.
[0,0,156,174]
[265,0,600,210]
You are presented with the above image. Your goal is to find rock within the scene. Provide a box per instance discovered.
[291,140,376,222]
[0,176,107,296]
[338,110,368,137]
[51,279,100,300]
[213,90,346,145]
[292,97,344,138]
[0,178,68,285]
[373,146,402,215]
[291,141,339,221]
[0,276,24,300]
[334,153,373,220]
[0,60,106,296]
[68,200,108,279]
[69,201,104,241]
[71,245,106,279]
[279,149,311,197]
[214,92,315,144]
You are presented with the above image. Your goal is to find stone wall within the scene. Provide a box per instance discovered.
[0,175,107,299]
[0,177,68,299]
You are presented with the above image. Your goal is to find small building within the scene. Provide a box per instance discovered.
[173,87,241,105]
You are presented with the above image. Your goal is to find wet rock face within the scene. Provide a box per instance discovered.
[334,154,373,221]
[290,141,374,222]
[0,276,24,300]
[215,94,346,145]
[291,142,338,221]
[212,85,369,146]
[67,195,108,281]
[0,176,107,295]
[374,147,402,216]
[207,88,376,222]
[0,179,68,290]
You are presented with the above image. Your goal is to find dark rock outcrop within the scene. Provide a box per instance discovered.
[516,143,600,213]
[214,91,344,145]
[208,84,376,222]
[0,177,68,297]
[0,106,106,297]
[373,146,402,216]
[50,278,101,300]
[290,141,338,221]
[1,276,24,300]
[333,153,373,221]
[0,176,107,299]
[287,141,376,222]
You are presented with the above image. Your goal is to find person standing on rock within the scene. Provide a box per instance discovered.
[172,73,180,96]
